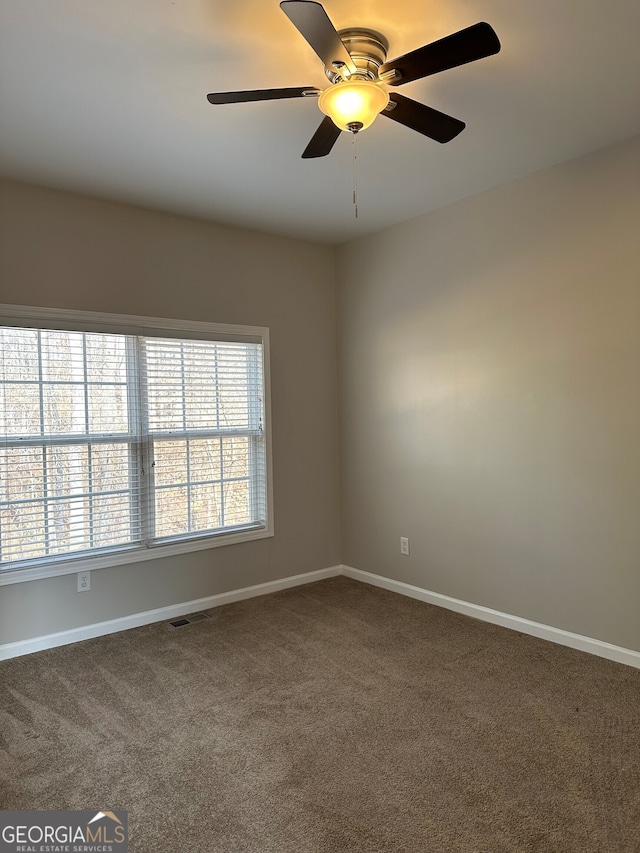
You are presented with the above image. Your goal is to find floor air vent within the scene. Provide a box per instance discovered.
[169,612,210,628]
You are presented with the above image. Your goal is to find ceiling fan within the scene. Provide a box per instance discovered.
[207,1,500,158]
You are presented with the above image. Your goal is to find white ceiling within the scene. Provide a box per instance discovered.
[1,0,639,244]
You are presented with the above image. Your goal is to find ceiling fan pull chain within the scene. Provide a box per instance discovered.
[352,131,359,219]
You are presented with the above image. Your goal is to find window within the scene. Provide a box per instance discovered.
[0,307,272,583]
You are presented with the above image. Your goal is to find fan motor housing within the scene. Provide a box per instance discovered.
[325,28,389,82]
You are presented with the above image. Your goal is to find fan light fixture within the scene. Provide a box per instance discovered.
[207,2,502,156]
[318,79,388,132]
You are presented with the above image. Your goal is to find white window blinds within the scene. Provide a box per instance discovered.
[0,320,268,573]
[143,336,266,544]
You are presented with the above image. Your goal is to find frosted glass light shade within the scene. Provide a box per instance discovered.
[318,80,389,132]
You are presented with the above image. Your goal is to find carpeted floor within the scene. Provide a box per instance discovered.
[1,576,639,852]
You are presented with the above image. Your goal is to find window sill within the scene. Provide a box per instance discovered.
[0,525,274,586]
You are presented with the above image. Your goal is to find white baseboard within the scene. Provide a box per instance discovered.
[2,563,638,670]
[341,565,640,670]
[0,566,341,661]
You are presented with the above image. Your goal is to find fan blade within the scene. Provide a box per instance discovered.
[383,93,465,143]
[380,22,500,85]
[302,116,341,158]
[280,1,356,75]
[207,87,320,104]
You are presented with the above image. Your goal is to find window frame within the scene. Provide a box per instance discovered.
[0,304,274,587]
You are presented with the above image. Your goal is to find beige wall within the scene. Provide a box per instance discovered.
[2,136,639,654]
[337,136,640,652]
[0,180,341,644]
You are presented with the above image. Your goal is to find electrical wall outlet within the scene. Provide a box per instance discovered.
[77,571,91,592]
[400,537,410,556]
